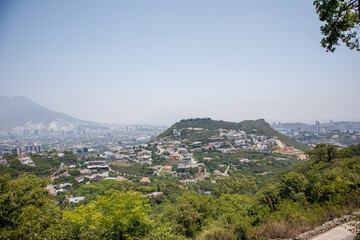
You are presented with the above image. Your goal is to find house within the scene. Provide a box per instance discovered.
[68,196,85,203]
[201,146,214,151]
[56,188,67,193]
[98,172,109,178]
[182,157,195,164]
[85,161,109,170]
[80,169,92,175]
[75,176,85,183]
[213,170,224,176]
[284,146,294,151]
[46,185,57,195]
[147,192,163,198]
[178,148,188,154]
[139,177,151,183]
[239,158,251,163]
[208,136,225,142]
[116,176,128,181]
[60,183,73,188]
[105,177,116,180]
[50,176,59,182]
[136,155,152,164]
[180,179,197,183]
[69,165,76,169]
[169,153,180,159]
[16,155,35,166]
[0,159,9,166]
[191,142,202,147]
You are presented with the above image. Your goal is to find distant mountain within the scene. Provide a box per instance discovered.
[273,121,360,132]
[155,118,310,152]
[0,96,108,133]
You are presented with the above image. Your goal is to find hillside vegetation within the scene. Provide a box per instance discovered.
[156,118,309,152]
[1,143,359,239]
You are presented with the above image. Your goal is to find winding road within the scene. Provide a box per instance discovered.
[50,162,65,177]
[224,164,231,176]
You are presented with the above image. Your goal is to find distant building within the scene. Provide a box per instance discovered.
[68,196,85,203]
[46,185,57,195]
[315,121,320,134]
[80,169,92,175]
[11,148,21,155]
[139,177,151,183]
[23,145,42,153]
[16,155,35,166]
[173,129,182,138]
[60,183,73,188]
[147,192,163,198]
[213,170,224,176]
[75,176,85,183]
[0,159,9,166]
[116,176,128,181]
[85,161,109,170]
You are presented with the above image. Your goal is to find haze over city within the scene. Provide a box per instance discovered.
[1,0,360,125]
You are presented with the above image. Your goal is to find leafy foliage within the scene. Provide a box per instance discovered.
[63,191,152,239]
[0,174,61,239]
[212,174,257,197]
[314,0,360,52]
[0,143,360,239]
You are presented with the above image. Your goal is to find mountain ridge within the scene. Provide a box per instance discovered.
[0,95,107,133]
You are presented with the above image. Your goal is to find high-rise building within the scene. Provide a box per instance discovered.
[315,121,320,134]
[11,148,21,155]
[34,146,42,152]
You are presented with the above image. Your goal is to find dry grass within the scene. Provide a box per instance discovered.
[253,207,359,239]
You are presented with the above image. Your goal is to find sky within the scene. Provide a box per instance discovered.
[0,0,359,125]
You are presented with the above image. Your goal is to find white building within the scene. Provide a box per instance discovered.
[17,155,35,166]
[68,196,85,203]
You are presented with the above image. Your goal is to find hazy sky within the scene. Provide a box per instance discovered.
[1,0,359,125]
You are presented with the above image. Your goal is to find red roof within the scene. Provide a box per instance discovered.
[201,146,214,149]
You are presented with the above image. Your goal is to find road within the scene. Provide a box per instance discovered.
[51,162,65,177]
[224,164,231,176]
[310,222,357,240]
[156,166,164,176]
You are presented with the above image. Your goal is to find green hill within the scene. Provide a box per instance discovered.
[155,118,310,152]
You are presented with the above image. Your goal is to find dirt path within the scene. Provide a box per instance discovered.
[310,221,357,240]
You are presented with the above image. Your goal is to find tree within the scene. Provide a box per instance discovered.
[307,143,338,163]
[0,174,62,239]
[63,191,152,239]
[314,0,360,52]
[163,191,215,238]
[212,174,257,197]
[279,172,308,202]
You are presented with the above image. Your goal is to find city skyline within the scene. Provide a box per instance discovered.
[1,1,360,125]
